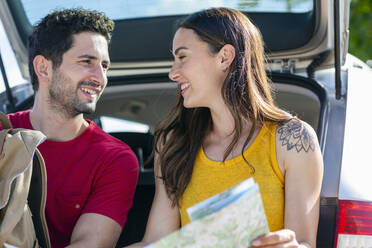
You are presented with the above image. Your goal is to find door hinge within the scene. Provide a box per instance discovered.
[271,59,296,74]
[280,59,296,73]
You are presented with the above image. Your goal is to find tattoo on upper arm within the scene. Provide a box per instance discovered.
[277,120,315,153]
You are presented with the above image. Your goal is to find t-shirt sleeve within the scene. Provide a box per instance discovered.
[81,147,139,227]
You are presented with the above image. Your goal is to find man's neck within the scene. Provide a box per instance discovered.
[30,100,89,142]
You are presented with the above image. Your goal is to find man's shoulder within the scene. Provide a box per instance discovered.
[4,110,31,129]
[88,122,128,147]
[86,122,138,165]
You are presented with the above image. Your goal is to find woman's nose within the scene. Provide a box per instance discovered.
[168,65,180,82]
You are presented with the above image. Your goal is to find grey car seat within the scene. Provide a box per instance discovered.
[109,132,155,247]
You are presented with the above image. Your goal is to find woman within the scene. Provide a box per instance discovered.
[128,7,323,248]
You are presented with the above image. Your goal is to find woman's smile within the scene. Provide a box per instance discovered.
[179,82,191,95]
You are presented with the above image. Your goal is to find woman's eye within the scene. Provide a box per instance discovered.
[179,55,186,60]
[81,60,91,64]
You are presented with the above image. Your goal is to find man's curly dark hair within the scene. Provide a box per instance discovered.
[28,8,115,91]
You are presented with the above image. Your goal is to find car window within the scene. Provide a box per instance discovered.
[21,0,313,24]
[0,19,28,94]
[100,116,150,133]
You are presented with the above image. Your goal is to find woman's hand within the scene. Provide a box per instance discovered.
[251,229,310,248]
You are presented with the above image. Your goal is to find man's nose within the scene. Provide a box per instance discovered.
[92,64,107,86]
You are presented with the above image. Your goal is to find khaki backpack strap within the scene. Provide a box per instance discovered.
[29,150,51,248]
[0,112,12,130]
[0,129,10,158]
[0,113,13,158]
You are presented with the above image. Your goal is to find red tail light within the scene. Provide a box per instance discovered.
[334,200,372,247]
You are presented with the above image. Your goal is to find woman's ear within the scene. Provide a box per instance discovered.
[33,55,52,84]
[218,44,235,72]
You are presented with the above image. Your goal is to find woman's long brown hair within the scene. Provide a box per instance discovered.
[154,7,293,207]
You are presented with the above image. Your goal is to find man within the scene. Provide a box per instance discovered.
[6,9,139,247]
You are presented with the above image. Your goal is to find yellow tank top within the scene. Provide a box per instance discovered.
[179,121,284,231]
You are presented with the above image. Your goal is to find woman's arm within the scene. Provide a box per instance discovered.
[253,120,324,248]
[125,153,180,247]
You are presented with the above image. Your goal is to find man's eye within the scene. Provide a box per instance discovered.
[102,63,109,70]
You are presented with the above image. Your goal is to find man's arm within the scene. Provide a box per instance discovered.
[67,147,138,247]
[67,213,122,248]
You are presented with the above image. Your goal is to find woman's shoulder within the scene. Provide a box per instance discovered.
[274,118,322,172]
[275,118,318,154]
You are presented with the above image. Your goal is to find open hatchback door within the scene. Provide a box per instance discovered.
[3,1,372,248]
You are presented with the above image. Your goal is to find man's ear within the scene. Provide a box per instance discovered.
[218,44,235,72]
[33,55,53,84]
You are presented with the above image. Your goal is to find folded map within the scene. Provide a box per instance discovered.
[145,177,269,248]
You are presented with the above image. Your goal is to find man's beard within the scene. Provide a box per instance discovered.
[48,69,100,118]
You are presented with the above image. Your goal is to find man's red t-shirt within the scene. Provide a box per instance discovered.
[7,110,139,248]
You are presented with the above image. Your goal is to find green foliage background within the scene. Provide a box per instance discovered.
[348,0,372,62]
